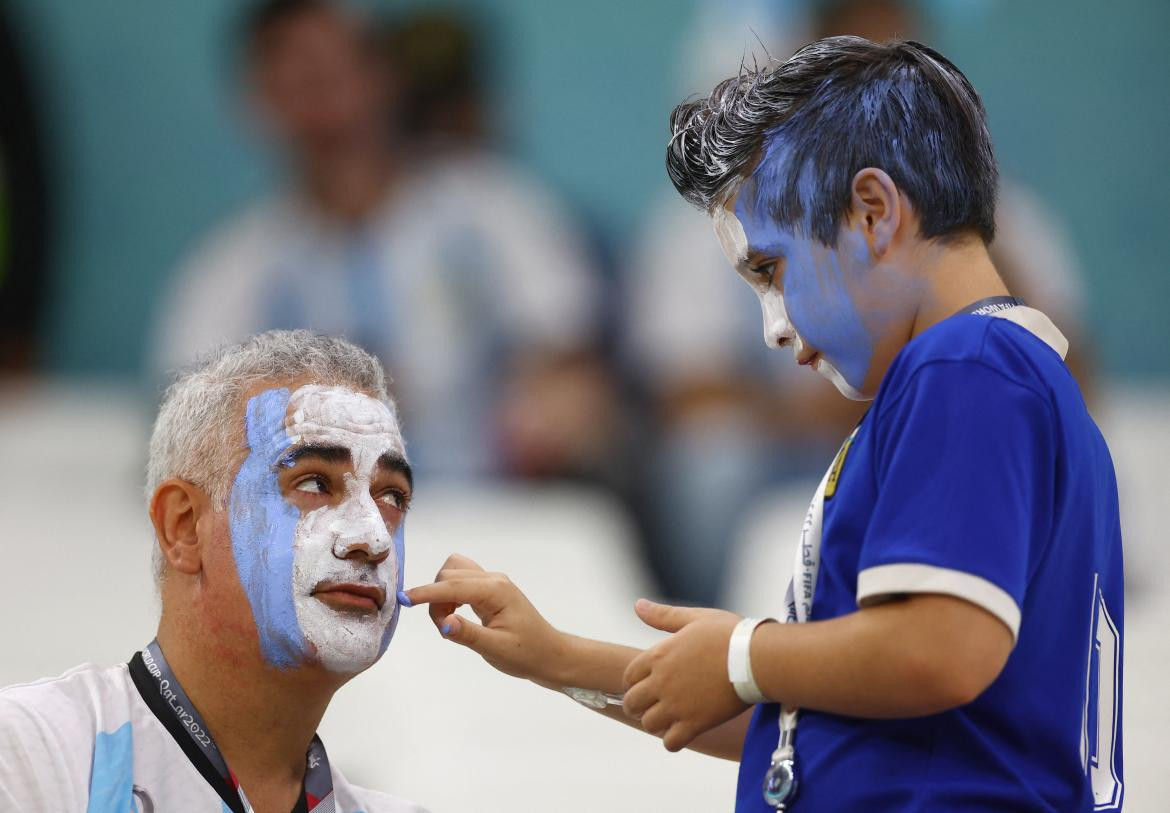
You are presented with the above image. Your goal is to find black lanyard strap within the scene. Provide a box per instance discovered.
[129,640,334,813]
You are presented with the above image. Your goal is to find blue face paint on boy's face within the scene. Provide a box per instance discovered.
[731,190,876,397]
[229,385,410,673]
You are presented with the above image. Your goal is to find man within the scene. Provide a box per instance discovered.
[152,0,611,480]
[404,37,1125,810]
[0,331,426,812]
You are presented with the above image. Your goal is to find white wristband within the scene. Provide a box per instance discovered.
[727,617,775,705]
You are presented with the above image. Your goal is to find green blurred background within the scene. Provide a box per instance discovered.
[4,0,1168,378]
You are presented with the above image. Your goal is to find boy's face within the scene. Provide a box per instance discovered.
[713,183,918,400]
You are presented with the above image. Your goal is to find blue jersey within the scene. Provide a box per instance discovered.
[736,310,1124,811]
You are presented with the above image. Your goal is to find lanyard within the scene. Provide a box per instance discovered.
[130,640,334,813]
[763,297,1028,809]
[961,295,1027,315]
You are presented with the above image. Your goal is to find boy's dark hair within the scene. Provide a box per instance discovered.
[667,36,998,244]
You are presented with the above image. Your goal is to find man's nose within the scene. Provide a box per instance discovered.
[330,495,393,562]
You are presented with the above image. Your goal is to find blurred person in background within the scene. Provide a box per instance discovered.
[152,0,615,481]
[377,7,624,485]
[625,0,1093,606]
[0,6,51,373]
[1,331,425,812]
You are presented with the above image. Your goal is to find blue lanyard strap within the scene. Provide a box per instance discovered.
[129,640,333,813]
[961,295,1027,316]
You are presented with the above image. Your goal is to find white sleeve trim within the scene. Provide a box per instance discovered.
[857,563,1021,642]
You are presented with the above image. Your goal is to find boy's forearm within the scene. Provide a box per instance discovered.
[546,633,642,695]
[543,632,748,760]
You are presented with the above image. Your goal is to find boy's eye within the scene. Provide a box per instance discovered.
[752,261,777,282]
[294,476,328,494]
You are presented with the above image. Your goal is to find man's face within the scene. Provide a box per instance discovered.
[228,383,411,673]
[713,183,916,400]
[251,9,389,151]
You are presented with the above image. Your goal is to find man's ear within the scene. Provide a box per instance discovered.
[149,479,212,577]
[849,167,902,256]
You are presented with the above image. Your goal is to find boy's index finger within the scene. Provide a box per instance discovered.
[404,578,495,607]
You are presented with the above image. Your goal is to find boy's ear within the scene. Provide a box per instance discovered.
[849,167,902,256]
[149,479,213,577]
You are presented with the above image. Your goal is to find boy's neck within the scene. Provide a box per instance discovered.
[908,234,1010,340]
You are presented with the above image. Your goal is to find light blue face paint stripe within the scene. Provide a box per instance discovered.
[86,722,134,813]
[380,520,407,655]
[229,387,307,669]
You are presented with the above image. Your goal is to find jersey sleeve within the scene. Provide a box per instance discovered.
[856,360,1056,642]
[0,692,91,809]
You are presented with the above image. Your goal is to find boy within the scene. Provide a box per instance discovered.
[406,37,1124,811]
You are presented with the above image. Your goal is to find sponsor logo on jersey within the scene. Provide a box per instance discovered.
[825,426,859,499]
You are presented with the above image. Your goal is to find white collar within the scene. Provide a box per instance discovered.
[987,306,1069,360]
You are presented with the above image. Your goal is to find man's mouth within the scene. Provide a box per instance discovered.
[311,582,386,612]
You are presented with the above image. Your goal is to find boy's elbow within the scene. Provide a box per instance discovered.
[898,647,1003,714]
[895,596,1015,715]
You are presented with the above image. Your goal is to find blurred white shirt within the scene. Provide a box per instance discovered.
[153,151,601,475]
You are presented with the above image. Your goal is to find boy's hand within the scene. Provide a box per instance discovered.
[404,554,572,685]
[622,600,749,752]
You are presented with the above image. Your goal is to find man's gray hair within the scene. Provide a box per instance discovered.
[146,330,395,510]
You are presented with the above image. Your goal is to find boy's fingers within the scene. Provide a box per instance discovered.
[663,722,694,753]
[439,613,502,656]
[634,599,705,634]
[622,651,653,691]
[440,553,485,572]
[433,568,494,583]
[622,681,655,719]
[405,578,501,608]
[428,601,458,629]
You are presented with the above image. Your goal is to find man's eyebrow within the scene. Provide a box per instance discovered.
[377,451,413,489]
[276,444,352,468]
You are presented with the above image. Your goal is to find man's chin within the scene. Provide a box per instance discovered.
[295,600,396,673]
[304,639,388,675]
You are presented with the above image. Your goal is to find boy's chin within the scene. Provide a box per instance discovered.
[819,359,871,401]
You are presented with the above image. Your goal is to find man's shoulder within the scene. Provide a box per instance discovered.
[1,662,135,732]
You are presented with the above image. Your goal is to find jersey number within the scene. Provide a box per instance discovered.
[1080,574,1122,809]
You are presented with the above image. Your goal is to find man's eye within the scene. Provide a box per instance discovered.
[377,490,409,511]
[294,476,328,495]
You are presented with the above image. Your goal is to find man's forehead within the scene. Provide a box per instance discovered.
[285,385,404,450]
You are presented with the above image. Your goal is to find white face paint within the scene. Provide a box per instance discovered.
[712,203,869,400]
[286,385,408,673]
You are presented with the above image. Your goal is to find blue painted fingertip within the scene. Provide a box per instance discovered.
[396,590,413,608]
[440,623,452,637]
